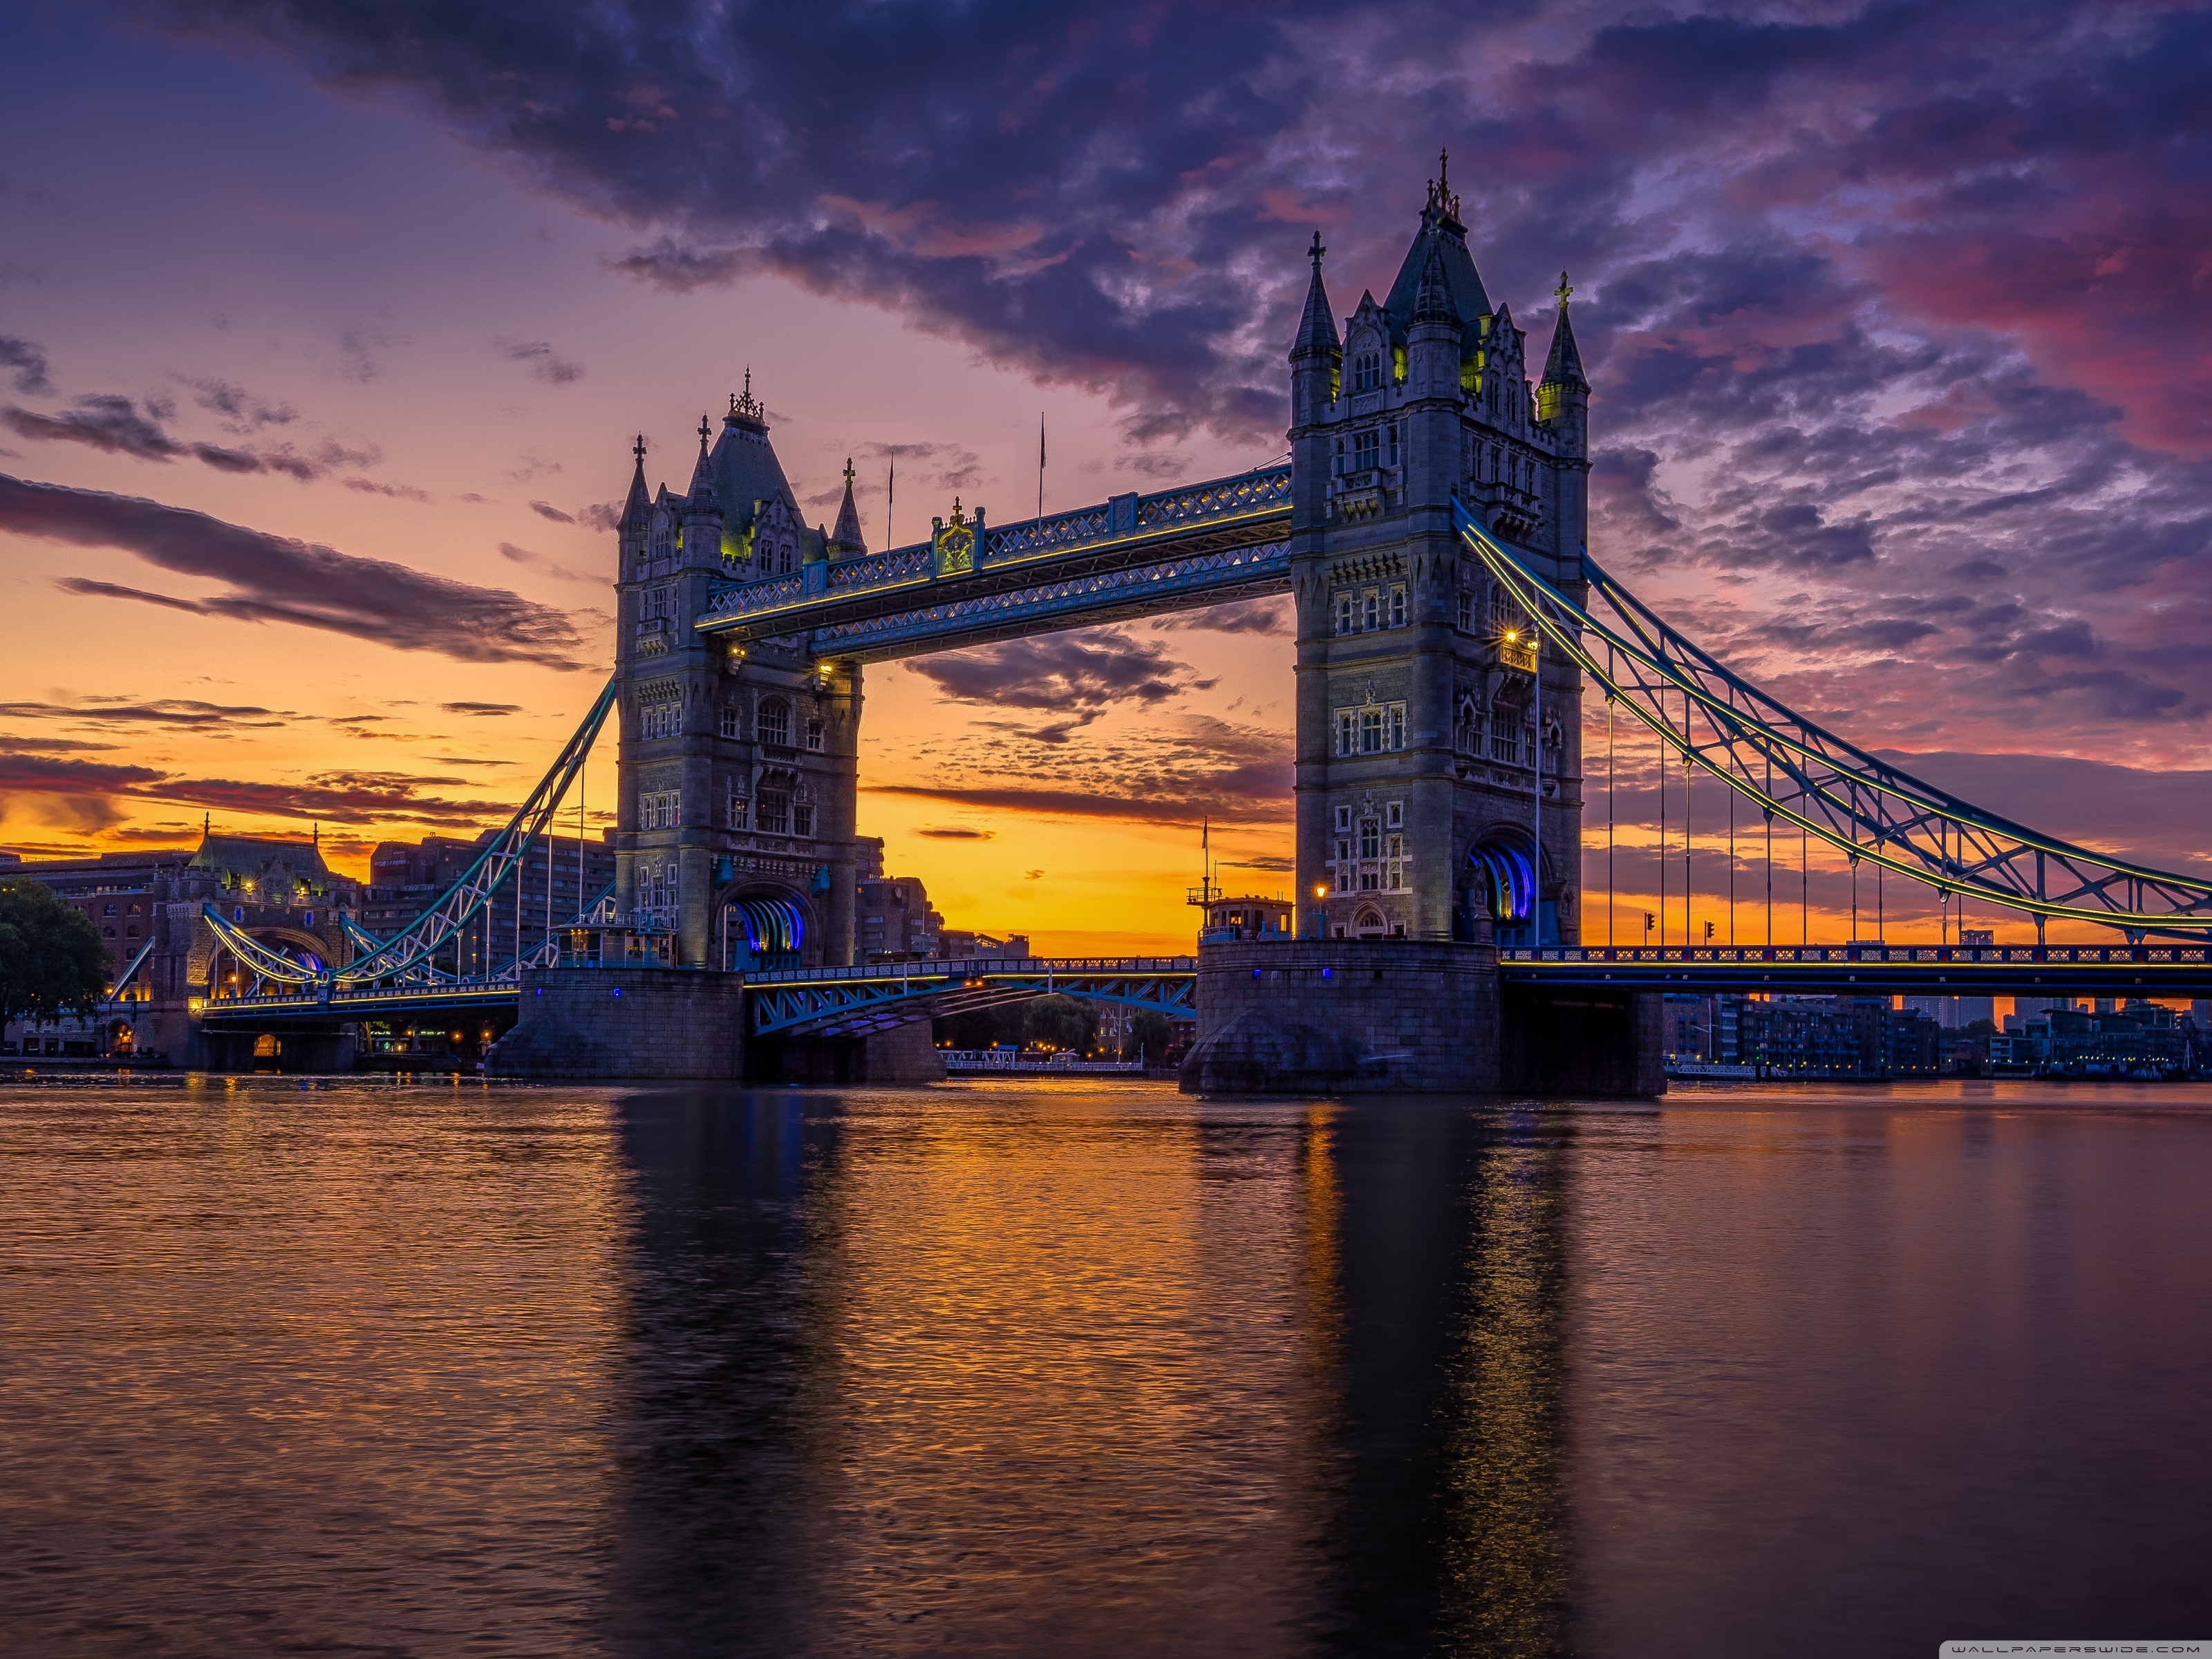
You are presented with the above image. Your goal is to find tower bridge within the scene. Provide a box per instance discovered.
[185,160,2212,1089]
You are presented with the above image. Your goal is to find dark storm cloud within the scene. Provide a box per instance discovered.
[1149,597,1293,638]
[0,474,591,669]
[129,0,2212,767]
[0,697,286,729]
[0,333,54,395]
[906,632,1215,724]
[496,336,585,385]
[1,393,382,485]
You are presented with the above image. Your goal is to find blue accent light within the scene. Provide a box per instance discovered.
[1469,841,1535,923]
[612,987,622,998]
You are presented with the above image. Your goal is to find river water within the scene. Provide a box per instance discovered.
[3,1077,2209,1656]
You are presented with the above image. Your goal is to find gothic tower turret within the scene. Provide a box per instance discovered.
[611,382,861,973]
[1288,156,1585,949]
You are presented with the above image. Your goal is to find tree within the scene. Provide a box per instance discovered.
[1022,993,1097,1054]
[0,881,107,1032]
[1126,1009,1173,1064]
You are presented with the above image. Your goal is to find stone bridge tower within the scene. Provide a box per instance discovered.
[611,384,861,971]
[1289,161,1590,947]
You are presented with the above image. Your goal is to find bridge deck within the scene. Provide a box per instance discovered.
[694,468,1290,660]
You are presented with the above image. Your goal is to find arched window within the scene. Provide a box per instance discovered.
[1353,907,1388,938]
[757,698,790,746]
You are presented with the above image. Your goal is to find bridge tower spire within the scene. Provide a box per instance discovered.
[610,377,863,974]
[1288,171,1585,948]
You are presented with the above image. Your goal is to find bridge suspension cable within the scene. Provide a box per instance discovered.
[1454,498,2212,942]
[199,676,620,990]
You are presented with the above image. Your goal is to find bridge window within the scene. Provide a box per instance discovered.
[1360,820,1380,859]
[1335,805,1353,832]
[758,791,789,835]
[1390,585,1406,628]
[805,717,825,753]
[1363,590,1379,630]
[1336,701,1407,756]
[1351,353,1381,393]
[726,787,747,829]
[1386,800,1403,829]
[1353,429,1379,472]
[1456,590,1474,630]
[1490,723,1518,763]
[719,706,738,739]
[1389,424,1400,467]
[758,699,790,746]
[792,803,814,838]
[1336,593,1355,635]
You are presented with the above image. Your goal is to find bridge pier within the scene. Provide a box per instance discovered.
[745,1021,946,1085]
[487,966,747,1080]
[1181,939,1662,1096]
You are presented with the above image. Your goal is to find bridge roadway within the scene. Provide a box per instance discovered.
[196,941,2212,1039]
[694,467,1292,659]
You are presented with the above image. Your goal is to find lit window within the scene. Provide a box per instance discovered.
[758,700,790,746]
[726,789,747,829]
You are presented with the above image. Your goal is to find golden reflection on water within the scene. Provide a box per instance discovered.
[785,1082,1344,1651]
[1435,1130,1570,1658]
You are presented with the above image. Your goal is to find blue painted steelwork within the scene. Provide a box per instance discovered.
[695,467,1291,661]
[747,956,1197,1038]
[1454,497,2212,942]
[1499,941,2212,995]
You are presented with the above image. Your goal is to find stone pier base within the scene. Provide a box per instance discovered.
[1181,939,1664,1098]
[487,966,745,1080]
[747,1019,946,1085]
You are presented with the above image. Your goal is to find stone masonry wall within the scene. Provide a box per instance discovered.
[1183,939,1503,1094]
[487,966,745,1080]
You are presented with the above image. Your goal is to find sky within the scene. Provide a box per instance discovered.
[1,0,2207,953]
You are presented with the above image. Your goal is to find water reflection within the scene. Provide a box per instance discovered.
[601,1087,1577,1656]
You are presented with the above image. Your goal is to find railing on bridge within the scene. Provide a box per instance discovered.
[1498,941,2212,992]
[695,466,1291,648]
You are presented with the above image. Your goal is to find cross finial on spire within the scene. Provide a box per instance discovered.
[633,433,646,462]
[697,414,711,447]
[1555,270,1573,308]
[1309,229,1325,267]
[843,456,856,489]
[1439,146,1450,189]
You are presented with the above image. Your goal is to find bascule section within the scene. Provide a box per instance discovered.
[612,384,862,974]
[1288,160,1589,951]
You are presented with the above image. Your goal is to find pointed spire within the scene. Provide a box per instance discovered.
[1540,271,1588,391]
[1291,230,1340,361]
[1412,238,1455,327]
[829,456,867,556]
[725,366,768,433]
[620,433,651,532]
[685,415,718,508]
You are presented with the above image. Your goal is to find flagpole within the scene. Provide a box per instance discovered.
[886,454,894,547]
[1037,413,1045,521]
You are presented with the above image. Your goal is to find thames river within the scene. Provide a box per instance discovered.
[3,1077,2209,1656]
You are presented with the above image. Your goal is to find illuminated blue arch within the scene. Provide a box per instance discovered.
[1468,839,1535,924]
[735,897,805,955]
